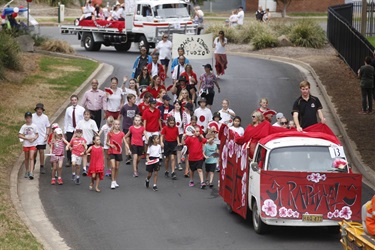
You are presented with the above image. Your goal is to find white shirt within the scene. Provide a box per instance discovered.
[237,10,244,25]
[123,88,139,104]
[194,107,212,133]
[32,113,50,145]
[19,123,38,147]
[229,126,244,136]
[107,87,123,112]
[151,62,158,78]
[272,122,281,127]
[218,108,234,126]
[229,14,238,26]
[147,144,162,158]
[64,105,85,133]
[172,64,186,80]
[156,40,172,60]
[214,37,227,54]
[100,123,112,149]
[116,7,124,19]
[83,5,95,18]
[76,119,99,145]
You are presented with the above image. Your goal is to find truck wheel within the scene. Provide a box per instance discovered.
[226,203,233,214]
[252,202,267,234]
[82,33,101,51]
[114,41,131,52]
[138,35,149,53]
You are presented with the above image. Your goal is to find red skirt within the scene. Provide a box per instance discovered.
[87,146,104,180]
[215,54,228,75]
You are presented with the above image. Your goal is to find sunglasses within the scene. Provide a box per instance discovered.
[163,36,168,38]
[143,69,148,71]
[252,116,256,118]
[281,122,288,125]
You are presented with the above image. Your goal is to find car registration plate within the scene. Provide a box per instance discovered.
[302,214,323,222]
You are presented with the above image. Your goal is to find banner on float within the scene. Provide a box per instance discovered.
[172,33,213,60]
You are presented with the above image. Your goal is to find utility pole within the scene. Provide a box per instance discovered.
[361,0,367,36]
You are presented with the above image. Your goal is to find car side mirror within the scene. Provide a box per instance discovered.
[250,162,259,172]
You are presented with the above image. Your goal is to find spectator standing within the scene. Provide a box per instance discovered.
[170,47,190,74]
[263,8,271,23]
[358,56,374,114]
[229,10,238,27]
[64,95,85,167]
[106,77,124,120]
[147,54,166,82]
[198,64,220,109]
[292,81,326,132]
[193,6,204,35]
[152,34,172,77]
[32,103,50,174]
[132,46,152,79]
[213,31,228,77]
[237,6,245,26]
[255,6,264,21]
[82,78,107,129]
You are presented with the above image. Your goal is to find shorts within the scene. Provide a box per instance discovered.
[123,129,129,134]
[146,156,160,172]
[36,144,47,150]
[51,155,64,163]
[189,159,204,172]
[205,163,216,173]
[109,154,123,162]
[145,131,160,144]
[23,146,37,152]
[201,92,214,106]
[131,145,144,156]
[164,141,177,157]
[72,154,83,165]
[105,111,120,120]
[160,59,170,66]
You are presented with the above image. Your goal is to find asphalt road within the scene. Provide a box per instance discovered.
[37,27,371,250]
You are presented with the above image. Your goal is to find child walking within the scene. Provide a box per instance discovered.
[99,116,114,177]
[125,115,147,177]
[50,128,69,185]
[68,129,87,184]
[86,135,104,192]
[203,134,218,188]
[145,135,162,191]
[160,116,180,179]
[18,112,39,179]
[107,120,126,189]
[182,126,213,189]
[229,116,244,136]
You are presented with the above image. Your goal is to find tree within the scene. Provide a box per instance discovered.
[274,0,293,18]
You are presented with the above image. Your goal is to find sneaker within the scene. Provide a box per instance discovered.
[75,177,80,185]
[140,154,146,159]
[171,172,177,180]
[111,181,116,189]
[184,173,189,178]
[114,181,119,188]
[209,183,214,188]
[24,172,29,178]
[105,169,112,177]
[178,163,183,171]
[51,179,56,185]
[82,169,87,176]
[205,180,209,186]
[126,155,131,165]
[153,186,158,191]
[40,166,46,174]
[200,182,206,189]
[71,174,76,181]
[189,181,194,187]
[145,179,150,188]
[215,166,220,172]
[57,178,63,185]
[165,171,169,178]
[29,172,34,180]
[133,172,139,178]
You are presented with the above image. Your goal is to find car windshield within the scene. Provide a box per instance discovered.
[154,5,189,18]
[267,146,344,172]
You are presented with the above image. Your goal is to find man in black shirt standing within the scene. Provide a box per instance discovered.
[292,80,326,132]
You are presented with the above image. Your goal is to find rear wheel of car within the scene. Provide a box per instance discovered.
[252,202,267,234]
[114,41,131,52]
[226,203,233,214]
[82,33,101,51]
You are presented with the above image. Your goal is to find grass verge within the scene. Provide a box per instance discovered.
[0,54,98,249]
[367,36,375,47]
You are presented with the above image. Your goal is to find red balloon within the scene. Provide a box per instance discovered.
[19,5,24,8]
[11,13,17,17]
[1,15,5,19]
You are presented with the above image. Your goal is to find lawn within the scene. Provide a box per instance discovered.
[367,36,375,47]
[0,54,98,249]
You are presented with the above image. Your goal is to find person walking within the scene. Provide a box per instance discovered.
[64,94,85,167]
[213,31,228,77]
[32,103,50,174]
[147,54,166,82]
[49,128,68,185]
[67,128,87,184]
[358,56,374,114]
[132,46,152,79]
[198,64,221,109]
[194,97,213,134]
[145,135,162,191]
[106,77,124,120]
[82,78,107,129]
[86,135,105,192]
[160,116,180,179]
[152,34,172,77]
[170,47,190,74]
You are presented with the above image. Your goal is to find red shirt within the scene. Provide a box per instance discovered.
[161,126,179,142]
[142,108,161,132]
[129,125,144,146]
[108,131,125,154]
[146,85,166,99]
[70,137,87,156]
[184,136,207,161]
[138,102,150,116]
[180,71,198,86]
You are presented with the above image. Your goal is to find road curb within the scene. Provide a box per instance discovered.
[228,51,375,190]
[10,53,114,249]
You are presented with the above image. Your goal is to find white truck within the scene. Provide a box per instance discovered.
[60,0,197,52]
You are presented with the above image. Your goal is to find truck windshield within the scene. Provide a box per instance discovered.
[154,5,189,18]
[267,146,342,172]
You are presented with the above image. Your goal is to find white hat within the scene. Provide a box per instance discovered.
[55,128,63,135]
[276,113,284,119]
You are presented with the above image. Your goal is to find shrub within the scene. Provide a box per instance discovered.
[270,22,293,37]
[41,39,75,54]
[205,24,237,43]
[32,34,49,47]
[288,19,326,48]
[252,30,278,50]
[0,31,22,73]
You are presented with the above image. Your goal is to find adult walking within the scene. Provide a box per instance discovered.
[358,56,374,114]
[170,47,190,74]
[147,75,166,99]
[213,31,228,77]
[180,64,198,104]
[82,78,107,129]
[172,56,187,84]
[152,34,172,77]
[147,54,166,82]
[132,46,152,79]
[106,77,124,120]
[198,64,220,109]
[137,65,152,90]
[32,103,50,174]
[64,94,85,167]
[292,81,326,132]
